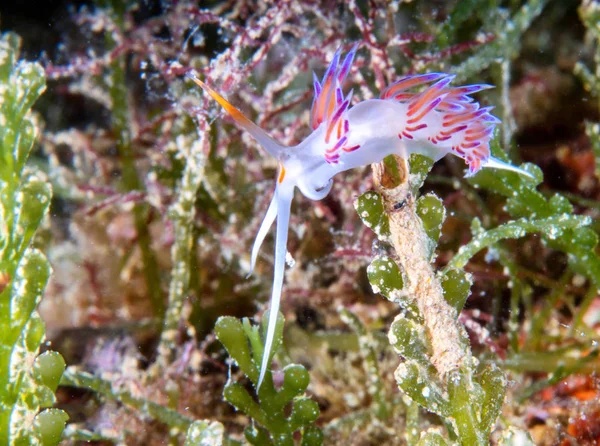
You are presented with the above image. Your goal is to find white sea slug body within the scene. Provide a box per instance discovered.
[186,44,532,389]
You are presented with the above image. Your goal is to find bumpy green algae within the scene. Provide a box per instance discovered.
[158,127,208,364]
[354,192,390,239]
[446,214,591,270]
[359,145,598,442]
[469,140,600,289]
[0,32,67,445]
[417,430,450,446]
[416,194,446,261]
[353,147,588,443]
[366,256,404,299]
[102,2,165,319]
[440,269,472,313]
[338,308,389,420]
[184,419,225,446]
[60,368,194,431]
[452,0,550,83]
[215,314,322,446]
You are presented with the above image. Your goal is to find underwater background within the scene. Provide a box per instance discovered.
[1,0,600,444]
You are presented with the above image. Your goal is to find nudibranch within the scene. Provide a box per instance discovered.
[186,44,533,389]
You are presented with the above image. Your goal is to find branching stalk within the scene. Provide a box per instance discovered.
[157,128,208,364]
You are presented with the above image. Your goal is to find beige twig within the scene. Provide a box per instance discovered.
[372,156,471,378]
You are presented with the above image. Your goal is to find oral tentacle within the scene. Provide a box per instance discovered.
[186,72,285,158]
[257,183,294,389]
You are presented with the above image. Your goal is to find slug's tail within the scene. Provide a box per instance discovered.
[256,183,294,390]
[186,72,285,158]
[481,156,535,180]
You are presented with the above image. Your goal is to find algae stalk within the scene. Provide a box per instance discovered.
[158,124,209,364]
[372,156,471,379]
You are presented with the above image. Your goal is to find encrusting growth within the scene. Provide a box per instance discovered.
[186,44,533,389]
[372,157,470,378]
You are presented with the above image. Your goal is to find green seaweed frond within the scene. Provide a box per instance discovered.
[215,313,323,446]
[0,32,68,445]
